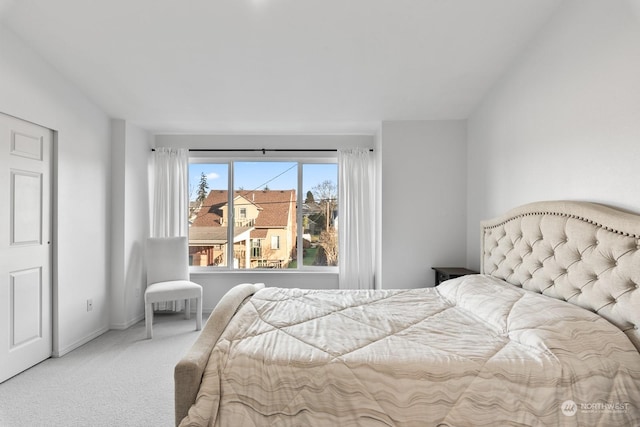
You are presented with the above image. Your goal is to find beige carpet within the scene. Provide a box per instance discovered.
[0,312,206,427]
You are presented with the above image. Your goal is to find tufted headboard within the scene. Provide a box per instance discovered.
[481,200,640,352]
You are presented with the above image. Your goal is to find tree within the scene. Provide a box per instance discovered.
[312,180,337,231]
[305,190,315,204]
[316,227,338,266]
[311,181,338,265]
[196,172,209,205]
[312,180,337,204]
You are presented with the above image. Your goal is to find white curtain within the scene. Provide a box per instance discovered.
[151,147,188,310]
[152,147,188,238]
[338,147,375,290]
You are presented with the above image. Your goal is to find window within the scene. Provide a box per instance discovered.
[271,235,280,250]
[188,159,338,270]
[251,239,262,258]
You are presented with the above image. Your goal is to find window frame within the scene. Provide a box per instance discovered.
[188,154,339,274]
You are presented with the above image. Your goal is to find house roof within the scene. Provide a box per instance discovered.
[192,189,295,228]
[191,191,226,226]
[189,226,253,244]
[250,229,268,239]
[302,202,323,215]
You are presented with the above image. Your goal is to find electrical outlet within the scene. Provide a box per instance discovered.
[135,287,140,298]
[87,299,93,312]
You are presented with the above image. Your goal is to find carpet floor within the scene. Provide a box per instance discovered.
[0,312,206,427]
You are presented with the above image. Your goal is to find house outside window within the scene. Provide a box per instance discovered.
[188,159,338,270]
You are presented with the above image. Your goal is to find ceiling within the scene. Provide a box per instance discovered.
[0,0,563,134]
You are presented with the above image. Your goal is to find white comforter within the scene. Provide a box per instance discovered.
[180,275,640,426]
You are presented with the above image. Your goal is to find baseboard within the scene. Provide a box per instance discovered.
[109,312,145,330]
[52,310,211,357]
[53,326,110,357]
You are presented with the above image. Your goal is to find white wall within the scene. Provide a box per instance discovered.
[0,25,112,355]
[110,119,151,328]
[466,0,640,270]
[374,125,383,289]
[380,121,467,288]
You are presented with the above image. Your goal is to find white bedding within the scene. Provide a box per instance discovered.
[179,275,640,426]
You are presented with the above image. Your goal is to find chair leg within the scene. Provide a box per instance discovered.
[196,297,202,331]
[184,298,191,320]
[145,303,153,339]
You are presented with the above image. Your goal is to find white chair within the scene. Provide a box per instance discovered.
[145,236,202,339]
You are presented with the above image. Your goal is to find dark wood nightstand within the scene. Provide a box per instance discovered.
[432,267,479,286]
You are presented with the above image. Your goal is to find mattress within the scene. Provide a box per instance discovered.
[179,275,640,426]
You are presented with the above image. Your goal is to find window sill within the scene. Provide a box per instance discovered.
[189,267,338,275]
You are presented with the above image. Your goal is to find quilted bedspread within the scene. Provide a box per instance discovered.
[179,275,640,426]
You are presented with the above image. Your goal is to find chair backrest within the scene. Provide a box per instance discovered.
[146,236,190,285]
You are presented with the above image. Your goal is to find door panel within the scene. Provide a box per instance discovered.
[10,268,43,348]
[11,170,43,245]
[0,113,52,383]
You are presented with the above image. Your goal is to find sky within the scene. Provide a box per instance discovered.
[188,161,337,201]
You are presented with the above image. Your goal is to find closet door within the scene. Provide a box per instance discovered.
[0,113,52,383]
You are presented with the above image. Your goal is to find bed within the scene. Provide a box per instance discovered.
[175,200,640,426]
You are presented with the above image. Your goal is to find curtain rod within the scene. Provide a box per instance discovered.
[151,148,373,153]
